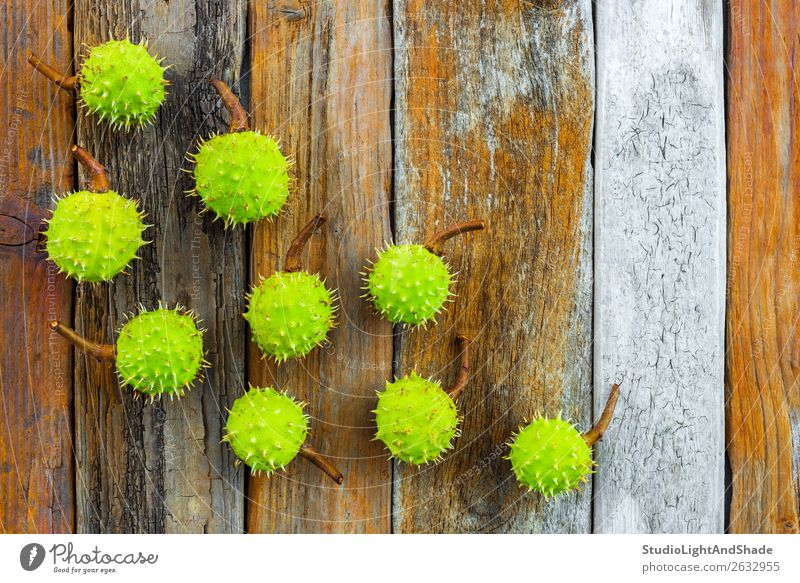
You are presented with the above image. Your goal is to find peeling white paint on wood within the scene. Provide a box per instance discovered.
[593,0,726,533]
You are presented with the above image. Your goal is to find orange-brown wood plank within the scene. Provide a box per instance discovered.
[72,1,247,532]
[247,0,393,532]
[0,0,75,533]
[726,0,800,534]
[392,0,595,532]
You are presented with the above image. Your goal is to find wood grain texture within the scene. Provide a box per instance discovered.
[72,0,247,533]
[726,0,800,534]
[0,0,75,533]
[393,0,594,533]
[247,0,393,532]
[593,0,726,533]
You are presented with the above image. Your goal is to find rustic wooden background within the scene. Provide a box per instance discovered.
[0,0,797,534]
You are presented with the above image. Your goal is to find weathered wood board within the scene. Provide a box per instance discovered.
[392,0,595,533]
[726,0,800,534]
[72,0,247,533]
[247,0,394,533]
[0,0,75,533]
[593,0,726,533]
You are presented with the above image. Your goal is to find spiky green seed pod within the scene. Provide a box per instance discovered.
[366,244,452,326]
[189,79,290,227]
[245,271,335,362]
[79,39,167,128]
[45,190,146,282]
[192,131,290,227]
[507,417,593,497]
[374,372,460,464]
[224,387,308,475]
[364,220,485,326]
[116,307,206,398]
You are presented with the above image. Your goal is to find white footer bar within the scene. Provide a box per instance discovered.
[1,534,797,582]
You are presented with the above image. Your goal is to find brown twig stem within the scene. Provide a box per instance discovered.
[447,335,473,401]
[583,383,620,446]
[28,53,78,91]
[424,219,486,255]
[298,444,344,484]
[71,145,110,192]
[210,78,249,132]
[50,320,116,362]
[284,215,325,273]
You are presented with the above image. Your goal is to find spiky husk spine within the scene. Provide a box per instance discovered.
[365,244,452,326]
[79,39,167,128]
[223,387,309,475]
[507,416,593,497]
[191,131,291,226]
[244,271,336,362]
[374,372,460,464]
[45,190,146,282]
[115,306,206,399]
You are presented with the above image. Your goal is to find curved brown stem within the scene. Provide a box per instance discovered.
[583,383,620,446]
[447,335,472,401]
[71,145,110,192]
[424,219,486,255]
[298,444,343,484]
[50,320,116,362]
[210,78,249,132]
[28,53,78,91]
[284,214,325,273]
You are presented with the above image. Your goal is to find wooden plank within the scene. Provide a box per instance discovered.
[726,0,800,534]
[247,1,393,532]
[72,0,247,533]
[393,0,595,533]
[593,0,726,533]
[0,0,75,533]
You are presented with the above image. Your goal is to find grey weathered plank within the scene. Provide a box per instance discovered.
[72,0,247,533]
[0,0,75,533]
[247,0,394,532]
[593,0,726,533]
[393,0,595,532]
